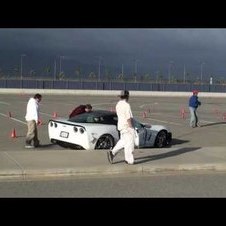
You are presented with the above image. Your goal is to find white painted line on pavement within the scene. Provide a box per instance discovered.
[0,112,26,125]
[0,101,10,105]
[147,117,182,126]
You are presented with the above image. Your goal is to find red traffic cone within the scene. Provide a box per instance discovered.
[38,119,43,125]
[11,128,17,138]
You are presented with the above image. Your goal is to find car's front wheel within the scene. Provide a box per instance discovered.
[95,134,114,150]
[154,130,167,148]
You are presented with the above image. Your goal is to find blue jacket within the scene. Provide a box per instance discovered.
[189,95,201,108]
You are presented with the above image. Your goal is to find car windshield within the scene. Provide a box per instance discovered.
[132,118,144,129]
[68,110,118,125]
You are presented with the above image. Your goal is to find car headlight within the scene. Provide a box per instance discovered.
[54,122,57,128]
[50,121,53,127]
[74,127,78,132]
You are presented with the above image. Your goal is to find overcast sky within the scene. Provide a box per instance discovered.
[1,28,226,80]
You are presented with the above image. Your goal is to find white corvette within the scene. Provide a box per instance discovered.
[48,110,172,150]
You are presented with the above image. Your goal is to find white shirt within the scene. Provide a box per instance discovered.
[25,97,39,123]
[116,99,133,131]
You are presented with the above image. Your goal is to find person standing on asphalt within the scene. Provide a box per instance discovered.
[188,90,201,128]
[25,93,42,148]
[107,90,135,165]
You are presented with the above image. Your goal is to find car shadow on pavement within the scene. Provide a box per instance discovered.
[133,147,201,164]
[170,138,189,146]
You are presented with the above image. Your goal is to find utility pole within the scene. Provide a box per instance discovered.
[183,64,186,83]
[20,54,26,80]
[98,56,102,81]
[168,61,174,83]
[54,59,57,80]
[201,62,205,84]
[59,56,64,74]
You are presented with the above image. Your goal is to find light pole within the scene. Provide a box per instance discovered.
[98,56,102,81]
[20,54,26,80]
[183,64,186,83]
[168,61,174,83]
[134,59,139,82]
[53,58,57,80]
[59,55,64,74]
[201,62,205,84]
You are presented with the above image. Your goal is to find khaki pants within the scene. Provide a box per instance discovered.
[26,120,39,146]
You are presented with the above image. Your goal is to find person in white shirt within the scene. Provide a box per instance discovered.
[107,90,135,164]
[25,93,42,148]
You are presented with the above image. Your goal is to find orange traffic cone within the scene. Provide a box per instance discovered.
[52,112,58,118]
[180,108,186,119]
[142,111,147,118]
[38,119,43,125]
[11,128,17,138]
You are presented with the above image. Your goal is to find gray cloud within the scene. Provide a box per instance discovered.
[0,28,226,79]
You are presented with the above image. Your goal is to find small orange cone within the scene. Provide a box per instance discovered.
[11,128,17,138]
[52,112,58,118]
[142,111,147,118]
[222,113,226,120]
[38,119,43,125]
[180,108,186,119]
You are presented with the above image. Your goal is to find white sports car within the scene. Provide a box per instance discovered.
[48,110,172,150]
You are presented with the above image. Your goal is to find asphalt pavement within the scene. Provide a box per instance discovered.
[1,146,226,181]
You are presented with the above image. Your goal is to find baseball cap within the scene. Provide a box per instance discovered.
[118,90,129,97]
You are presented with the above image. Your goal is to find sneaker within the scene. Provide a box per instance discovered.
[107,150,114,164]
[25,145,35,149]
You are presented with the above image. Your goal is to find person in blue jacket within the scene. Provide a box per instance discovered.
[188,90,201,128]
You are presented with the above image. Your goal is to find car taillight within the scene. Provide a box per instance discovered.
[79,128,84,134]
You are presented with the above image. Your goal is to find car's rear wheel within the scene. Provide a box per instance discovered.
[95,134,114,150]
[154,130,167,148]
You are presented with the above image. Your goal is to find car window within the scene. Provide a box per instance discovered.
[133,119,143,129]
[68,111,117,125]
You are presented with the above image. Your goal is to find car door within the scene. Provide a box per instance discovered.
[134,120,153,148]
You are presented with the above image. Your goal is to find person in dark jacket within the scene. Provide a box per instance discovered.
[188,90,201,127]
[69,104,92,118]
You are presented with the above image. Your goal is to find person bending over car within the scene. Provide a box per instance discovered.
[69,104,92,118]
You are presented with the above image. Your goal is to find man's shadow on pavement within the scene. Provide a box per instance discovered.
[115,147,201,164]
[200,121,226,127]
[135,147,201,164]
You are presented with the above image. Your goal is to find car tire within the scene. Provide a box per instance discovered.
[154,130,167,148]
[95,134,114,150]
